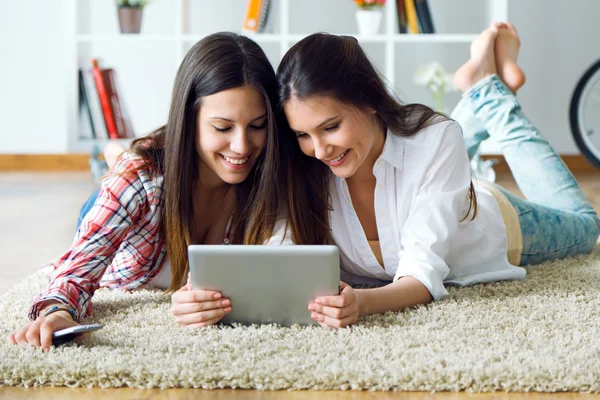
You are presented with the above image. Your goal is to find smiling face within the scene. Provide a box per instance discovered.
[196,85,268,186]
[283,94,385,180]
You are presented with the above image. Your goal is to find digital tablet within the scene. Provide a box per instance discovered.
[188,245,340,326]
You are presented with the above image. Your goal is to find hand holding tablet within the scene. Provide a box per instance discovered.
[188,245,340,326]
[171,275,232,329]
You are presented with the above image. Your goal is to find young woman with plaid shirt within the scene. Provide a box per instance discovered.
[7,32,299,351]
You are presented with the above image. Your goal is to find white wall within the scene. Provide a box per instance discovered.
[0,0,70,153]
[510,0,600,154]
[0,0,598,154]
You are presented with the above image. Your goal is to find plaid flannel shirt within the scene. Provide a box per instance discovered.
[28,152,166,321]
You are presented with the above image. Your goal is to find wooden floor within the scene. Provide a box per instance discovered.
[1,171,600,399]
[1,387,599,399]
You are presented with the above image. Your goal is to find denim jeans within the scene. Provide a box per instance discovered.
[76,186,100,231]
[451,74,600,265]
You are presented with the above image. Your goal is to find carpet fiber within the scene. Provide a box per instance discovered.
[1,247,599,392]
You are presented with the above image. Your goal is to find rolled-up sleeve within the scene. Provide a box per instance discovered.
[393,122,472,301]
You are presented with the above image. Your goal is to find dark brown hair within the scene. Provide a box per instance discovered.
[277,33,477,244]
[130,32,284,291]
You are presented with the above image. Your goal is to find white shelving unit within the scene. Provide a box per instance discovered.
[68,0,508,154]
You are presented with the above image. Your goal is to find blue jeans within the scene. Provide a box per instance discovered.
[451,74,600,265]
[76,186,100,231]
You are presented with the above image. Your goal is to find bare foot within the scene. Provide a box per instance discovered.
[494,22,526,94]
[453,25,499,93]
[104,140,126,170]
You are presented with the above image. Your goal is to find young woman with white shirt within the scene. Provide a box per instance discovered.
[277,23,600,329]
[7,32,299,350]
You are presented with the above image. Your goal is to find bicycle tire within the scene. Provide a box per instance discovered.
[569,59,600,169]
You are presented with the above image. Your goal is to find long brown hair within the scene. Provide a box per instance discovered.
[130,32,283,292]
[277,33,477,244]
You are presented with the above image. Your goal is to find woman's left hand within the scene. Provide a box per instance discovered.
[308,281,359,328]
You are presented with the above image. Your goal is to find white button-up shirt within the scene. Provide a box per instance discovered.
[267,120,526,301]
[328,120,525,301]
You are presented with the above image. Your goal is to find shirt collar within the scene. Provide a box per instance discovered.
[375,131,404,172]
[335,130,404,184]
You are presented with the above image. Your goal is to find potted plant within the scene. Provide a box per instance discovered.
[115,0,152,34]
[353,0,386,36]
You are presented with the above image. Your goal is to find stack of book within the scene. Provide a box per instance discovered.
[78,58,134,140]
[396,0,435,34]
[242,0,274,34]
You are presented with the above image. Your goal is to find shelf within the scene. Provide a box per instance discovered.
[70,0,508,154]
[288,34,477,43]
[78,33,389,44]
[181,33,283,43]
[78,34,178,42]
[77,33,478,45]
[287,34,387,43]
[393,34,477,43]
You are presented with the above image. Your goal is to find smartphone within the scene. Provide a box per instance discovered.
[52,324,103,346]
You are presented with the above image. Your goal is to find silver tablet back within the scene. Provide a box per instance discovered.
[188,245,340,326]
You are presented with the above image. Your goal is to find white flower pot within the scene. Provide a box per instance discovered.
[355,9,383,36]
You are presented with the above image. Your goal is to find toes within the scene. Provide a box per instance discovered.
[489,23,500,34]
[505,22,518,33]
[483,26,499,38]
[482,31,498,44]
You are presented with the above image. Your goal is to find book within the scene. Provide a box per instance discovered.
[396,0,408,34]
[101,69,134,138]
[107,70,135,138]
[91,59,119,139]
[243,0,263,33]
[101,69,125,138]
[403,0,420,34]
[415,0,435,34]
[243,0,274,34]
[258,0,274,34]
[82,68,108,139]
[78,69,96,139]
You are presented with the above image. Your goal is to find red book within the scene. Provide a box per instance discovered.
[107,69,134,138]
[102,69,125,138]
[396,0,408,33]
[91,59,119,139]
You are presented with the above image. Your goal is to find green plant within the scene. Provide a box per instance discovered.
[115,0,152,8]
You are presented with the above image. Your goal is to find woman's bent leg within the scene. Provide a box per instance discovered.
[465,74,596,215]
[450,98,490,160]
[492,185,599,265]
[464,75,600,263]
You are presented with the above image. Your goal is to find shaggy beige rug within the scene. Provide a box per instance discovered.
[1,246,599,392]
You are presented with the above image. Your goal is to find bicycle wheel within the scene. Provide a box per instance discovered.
[570,59,600,169]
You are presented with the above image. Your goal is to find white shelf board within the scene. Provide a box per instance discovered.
[286,34,388,43]
[76,33,478,45]
[182,33,389,44]
[77,34,178,42]
[180,33,284,43]
[239,33,286,43]
[393,34,477,43]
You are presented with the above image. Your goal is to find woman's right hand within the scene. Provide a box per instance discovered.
[7,309,80,352]
[171,275,232,329]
